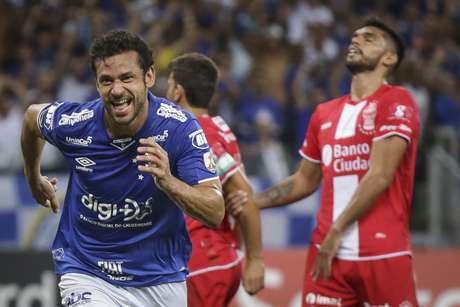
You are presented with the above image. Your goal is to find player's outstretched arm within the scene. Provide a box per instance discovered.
[137,137,224,228]
[21,103,60,213]
[312,136,408,280]
[256,159,322,209]
[224,170,264,295]
[225,159,321,213]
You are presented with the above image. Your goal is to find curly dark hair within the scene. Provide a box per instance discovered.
[89,29,154,74]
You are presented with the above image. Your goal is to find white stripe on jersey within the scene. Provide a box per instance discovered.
[333,175,359,258]
[334,101,367,139]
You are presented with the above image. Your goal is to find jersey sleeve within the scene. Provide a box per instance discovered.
[203,116,242,184]
[210,140,241,184]
[174,119,219,185]
[37,101,68,148]
[373,88,420,143]
[298,108,321,163]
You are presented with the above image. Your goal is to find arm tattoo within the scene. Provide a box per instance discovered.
[261,180,294,205]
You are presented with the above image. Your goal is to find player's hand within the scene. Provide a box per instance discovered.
[224,190,248,216]
[242,257,265,295]
[30,175,60,213]
[312,227,341,281]
[137,137,173,190]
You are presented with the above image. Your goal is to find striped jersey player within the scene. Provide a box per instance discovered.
[186,115,244,274]
[166,53,264,307]
[300,84,419,260]
[225,18,421,306]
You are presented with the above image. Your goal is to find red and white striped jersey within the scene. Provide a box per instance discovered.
[186,115,243,272]
[300,84,420,260]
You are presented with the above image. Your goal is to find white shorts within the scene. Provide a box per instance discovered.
[59,273,187,307]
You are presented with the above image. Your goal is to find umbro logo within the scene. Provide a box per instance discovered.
[75,157,95,167]
[75,157,96,172]
[52,248,65,261]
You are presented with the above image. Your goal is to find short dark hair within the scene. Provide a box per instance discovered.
[89,29,154,74]
[361,17,405,70]
[169,53,219,109]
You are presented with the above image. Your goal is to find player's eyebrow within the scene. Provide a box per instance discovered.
[119,72,135,79]
[98,74,113,82]
[363,32,377,40]
[98,71,136,83]
[352,30,378,40]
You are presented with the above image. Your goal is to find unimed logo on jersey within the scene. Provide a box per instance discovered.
[66,136,93,146]
[153,130,169,142]
[322,143,370,173]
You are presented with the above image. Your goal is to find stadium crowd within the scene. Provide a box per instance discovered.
[0,0,459,188]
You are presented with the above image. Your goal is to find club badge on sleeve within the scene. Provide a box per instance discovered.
[203,151,217,173]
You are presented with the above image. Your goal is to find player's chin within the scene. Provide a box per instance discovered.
[345,56,359,65]
[111,113,135,125]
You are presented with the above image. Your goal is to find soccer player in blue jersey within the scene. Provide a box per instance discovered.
[21,30,225,307]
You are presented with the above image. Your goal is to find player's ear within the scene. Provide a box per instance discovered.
[382,52,397,69]
[175,83,186,102]
[145,66,155,88]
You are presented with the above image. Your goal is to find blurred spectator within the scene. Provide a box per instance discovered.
[302,24,339,70]
[56,42,94,102]
[432,76,460,135]
[286,0,333,45]
[254,109,290,184]
[0,77,24,172]
[0,0,456,175]
[236,66,284,144]
[396,59,430,139]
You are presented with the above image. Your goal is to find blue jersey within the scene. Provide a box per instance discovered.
[37,93,218,287]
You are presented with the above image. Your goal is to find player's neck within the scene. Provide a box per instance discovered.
[182,102,208,118]
[350,71,386,102]
[176,98,208,118]
[190,107,208,118]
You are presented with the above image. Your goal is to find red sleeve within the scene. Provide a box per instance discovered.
[373,87,420,143]
[298,108,321,163]
[205,127,242,184]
